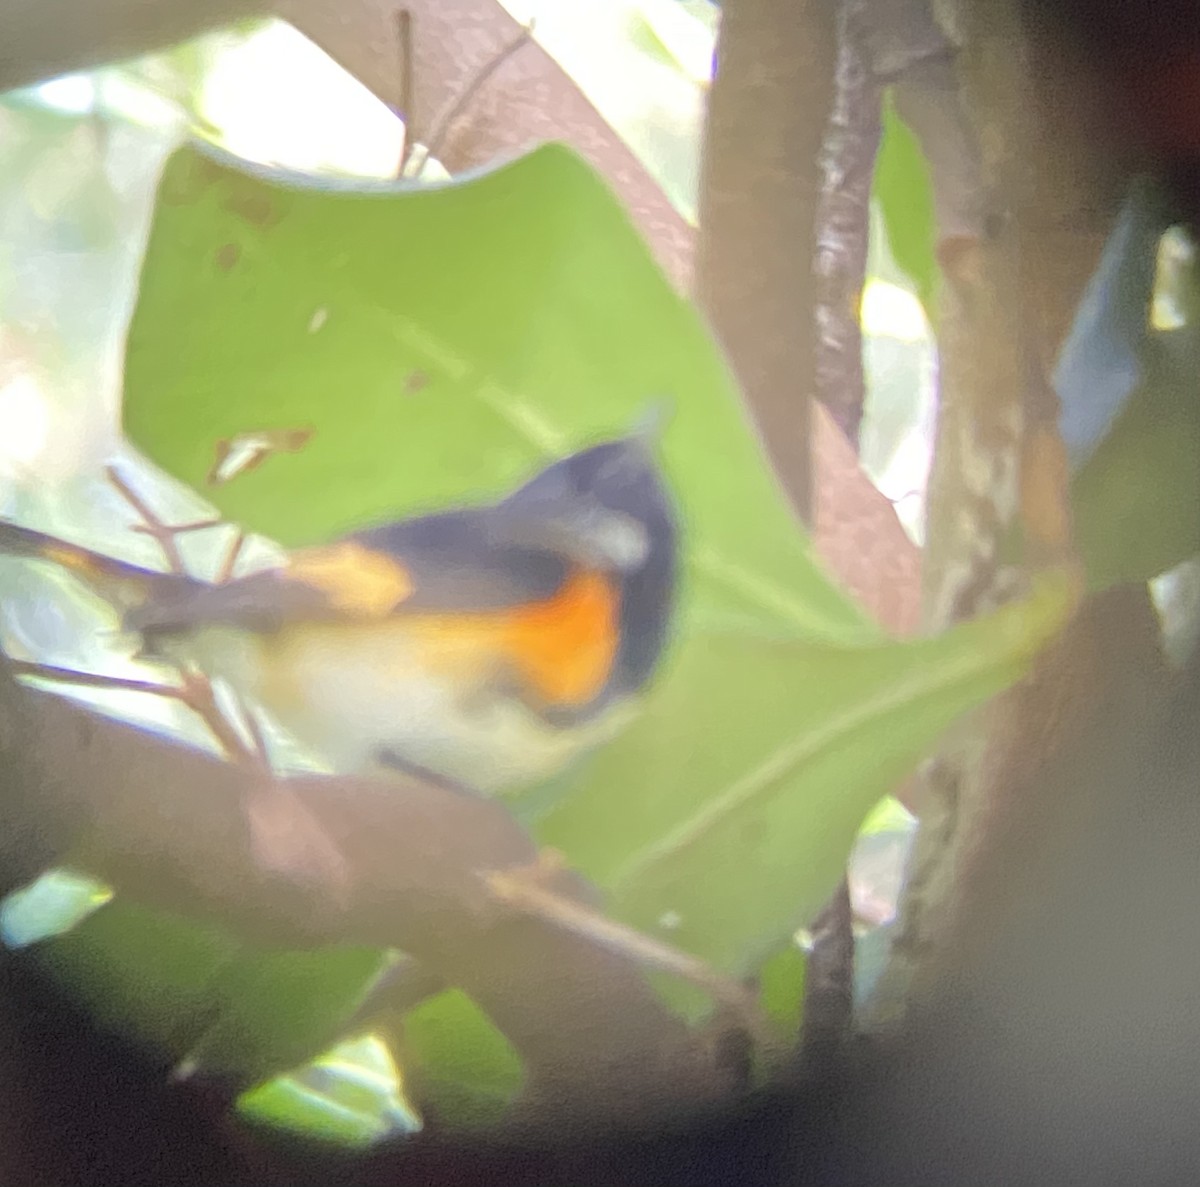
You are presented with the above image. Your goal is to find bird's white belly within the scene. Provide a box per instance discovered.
[178,623,620,793]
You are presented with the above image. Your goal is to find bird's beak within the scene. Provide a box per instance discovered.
[628,397,674,447]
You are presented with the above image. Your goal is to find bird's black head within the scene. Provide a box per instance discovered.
[505,433,680,702]
[506,436,673,556]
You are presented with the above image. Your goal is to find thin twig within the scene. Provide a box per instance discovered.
[23,480,346,894]
[179,669,262,767]
[215,530,247,585]
[28,470,257,768]
[485,854,778,1056]
[396,8,416,175]
[105,464,186,574]
[799,876,855,1072]
[239,697,270,763]
[421,22,535,173]
[12,660,182,700]
[12,659,259,767]
[129,517,222,537]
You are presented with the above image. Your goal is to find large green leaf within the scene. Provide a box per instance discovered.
[119,139,1068,1113]
[29,900,426,1142]
[124,141,868,646]
[538,577,1067,975]
[398,990,524,1129]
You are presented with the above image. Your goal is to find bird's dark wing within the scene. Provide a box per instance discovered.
[126,505,575,639]
[352,505,571,610]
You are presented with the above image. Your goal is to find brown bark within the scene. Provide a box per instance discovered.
[0,0,274,93]
[694,0,838,526]
[871,0,1130,1021]
[278,0,698,294]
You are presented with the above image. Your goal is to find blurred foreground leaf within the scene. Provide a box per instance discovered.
[399,990,525,1128]
[1053,179,1200,589]
[1071,329,1200,589]
[237,1032,422,1146]
[176,946,395,1086]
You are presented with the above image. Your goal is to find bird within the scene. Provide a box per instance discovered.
[0,433,679,794]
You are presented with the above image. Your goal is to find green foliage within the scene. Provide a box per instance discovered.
[176,946,395,1085]
[237,1032,422,1145]
[125,141,870,639]
[757,943,807,1039]
[873,97,938,318]
[1072,329,1200,589]
[112,139,1071,1132]
[1052,184,1200,590]
[537,584,1065,977]
[627,0,718,81]
[0,869,113,949]
[33,902,237,1057]
[32,901,396,1094]
[399,991,525,1127]
[858,794,914,837]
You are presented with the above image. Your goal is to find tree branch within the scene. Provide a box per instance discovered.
[0,654,735,1136]
[867,0,1116,1025]
[0,0,275,94]
[694,0,838,526]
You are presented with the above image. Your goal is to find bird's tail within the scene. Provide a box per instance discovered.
[0,519,195,615]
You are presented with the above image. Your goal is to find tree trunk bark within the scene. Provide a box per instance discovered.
[694,0,838,525]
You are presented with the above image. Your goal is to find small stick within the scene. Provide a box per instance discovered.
[486,865,739,1003]
[484,854,778,1055]
[129,518,222,538]
[28,480,344,891]
[238,696,270,763]
[12,660,260,767]
[799,876,855,1073]
[12,660,183,701]
[101,465,267,766]
[421,22,534,174]
[396,9,416,174]
[178,668,262,767]
[215,530,247,585]
[105,464,186,575]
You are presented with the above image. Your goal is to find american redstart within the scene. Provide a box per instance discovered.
[0,434,679,793]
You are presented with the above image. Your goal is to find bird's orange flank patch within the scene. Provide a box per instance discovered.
[401,568,619,708]
[501,569,619,706]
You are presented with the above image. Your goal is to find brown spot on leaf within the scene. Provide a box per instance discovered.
[206,426,314,486]
[223,191,282,230]
[403,370,430,394]
[215,242,240,272]
[159,157,225,207]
